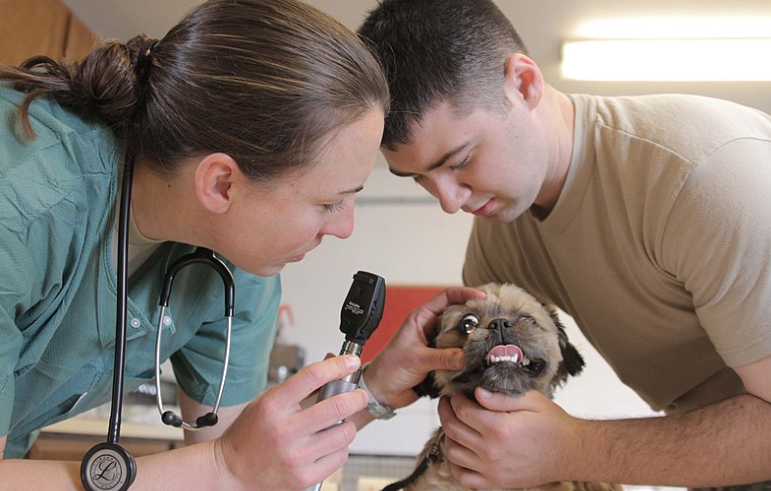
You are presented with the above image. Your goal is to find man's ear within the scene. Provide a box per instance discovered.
[503,53,544,110]
[193,153,242,214]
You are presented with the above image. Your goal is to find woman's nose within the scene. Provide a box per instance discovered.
[322,204,355,239]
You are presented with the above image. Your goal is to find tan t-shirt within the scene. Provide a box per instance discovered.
[464,94,771,414]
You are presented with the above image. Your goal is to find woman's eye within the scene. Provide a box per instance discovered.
[458,314,479,334]
[324,199,346,213]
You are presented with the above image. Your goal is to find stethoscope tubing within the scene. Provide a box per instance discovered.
[107,152,136,445]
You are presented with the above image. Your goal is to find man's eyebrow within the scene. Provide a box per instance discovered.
[389,142,470,177]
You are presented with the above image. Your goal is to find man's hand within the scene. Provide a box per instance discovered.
[363,287,486,409]
[439,389,582,489]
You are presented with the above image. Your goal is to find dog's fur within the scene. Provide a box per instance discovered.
[387,283,621,491]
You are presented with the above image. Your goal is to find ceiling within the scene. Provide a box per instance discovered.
[61,0,771,114]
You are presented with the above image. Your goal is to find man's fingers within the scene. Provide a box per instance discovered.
[422,287,486,316]
[411,287,487,333]
[430,347,465,372]
[443,286,487,306]
[475,387,545,412]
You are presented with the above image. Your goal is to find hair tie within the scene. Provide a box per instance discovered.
[134,39,158,86]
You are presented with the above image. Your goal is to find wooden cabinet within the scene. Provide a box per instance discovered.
[0,0,98,67]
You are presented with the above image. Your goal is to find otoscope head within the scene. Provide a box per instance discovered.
[339,271,386,345]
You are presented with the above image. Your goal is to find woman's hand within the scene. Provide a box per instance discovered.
[214,355,368,491]
[363,286,486,409]
[438,388,584,489]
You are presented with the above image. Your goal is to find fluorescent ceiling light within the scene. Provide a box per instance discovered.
[574,17,771,39]
[561,38,771,81]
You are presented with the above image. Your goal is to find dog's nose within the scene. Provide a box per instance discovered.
[487,318,512,331]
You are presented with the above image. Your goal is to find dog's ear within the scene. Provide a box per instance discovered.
[549,307,585,380]
[412,315,442,399]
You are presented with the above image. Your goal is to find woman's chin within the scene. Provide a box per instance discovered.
[247,263,286,278]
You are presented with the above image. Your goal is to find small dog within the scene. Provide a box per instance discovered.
[383,283,621,491]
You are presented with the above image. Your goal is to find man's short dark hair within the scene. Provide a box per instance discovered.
[358,0,528,150]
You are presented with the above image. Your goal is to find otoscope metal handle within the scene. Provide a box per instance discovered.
[304,376,360,491]
[317,377,360,404]
[305,342,363,491]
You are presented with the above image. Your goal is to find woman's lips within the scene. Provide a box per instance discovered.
[472,198,496,216]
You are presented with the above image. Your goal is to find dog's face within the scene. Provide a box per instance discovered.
[416,283,585,400]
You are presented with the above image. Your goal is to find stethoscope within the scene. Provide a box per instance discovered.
[80,150,236,491]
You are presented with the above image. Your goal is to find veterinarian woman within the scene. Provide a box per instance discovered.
[0,1,484,489]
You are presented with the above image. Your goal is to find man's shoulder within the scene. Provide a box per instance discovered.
[575,93,771,166]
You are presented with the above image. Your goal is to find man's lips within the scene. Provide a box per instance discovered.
[472,198,496,216]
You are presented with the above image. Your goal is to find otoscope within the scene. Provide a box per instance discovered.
[306,271,386,491]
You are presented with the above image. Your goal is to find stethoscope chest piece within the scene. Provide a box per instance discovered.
[81,442,137,491]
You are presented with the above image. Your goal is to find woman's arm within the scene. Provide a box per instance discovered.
[0,355,368,491]
[177,388,248,446]
[0,436,223,491]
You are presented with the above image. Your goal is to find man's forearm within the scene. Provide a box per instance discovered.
[571,394,771,487]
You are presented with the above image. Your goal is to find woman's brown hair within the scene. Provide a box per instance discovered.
[0,0,389,181]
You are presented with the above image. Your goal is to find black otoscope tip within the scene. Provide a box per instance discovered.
[339,271,386,344]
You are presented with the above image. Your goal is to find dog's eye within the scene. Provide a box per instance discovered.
[458,314,479,334]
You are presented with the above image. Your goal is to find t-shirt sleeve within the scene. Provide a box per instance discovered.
[170,270,281,407]
[661,138,771,367]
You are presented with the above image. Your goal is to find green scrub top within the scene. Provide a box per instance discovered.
[0,85,281,458]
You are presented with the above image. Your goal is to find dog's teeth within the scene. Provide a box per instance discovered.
[522,358,530,366]
[512,353,519,363]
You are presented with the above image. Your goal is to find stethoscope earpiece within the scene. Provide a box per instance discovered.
[158,410,219,429]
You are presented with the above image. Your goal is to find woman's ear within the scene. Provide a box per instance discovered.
[503,53,544,110]
[193,153,242,214]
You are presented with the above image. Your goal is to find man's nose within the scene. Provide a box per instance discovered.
[429,176,468,214]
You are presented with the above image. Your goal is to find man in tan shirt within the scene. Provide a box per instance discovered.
[359,0,771,489]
